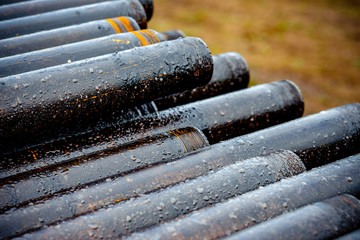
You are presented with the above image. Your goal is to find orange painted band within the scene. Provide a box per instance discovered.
[139,29,161,44]
[114,17,134,32]
[131,31,149,46]
[105,18,122,33]
[168,130,188,152]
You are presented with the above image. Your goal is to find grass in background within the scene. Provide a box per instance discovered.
[149,0,360,115]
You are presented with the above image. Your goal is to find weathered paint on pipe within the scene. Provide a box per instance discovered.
[0,80,303,178]
[1,150,305,239]
[0,37,213,150]
[224,194,360,240]
[0,29,165,77]
[161,30,186,40]
[0,0,153,21]
[0,0,147,39]
[0,16,140,57]
[126,154,360,240]
[0,127,209,211]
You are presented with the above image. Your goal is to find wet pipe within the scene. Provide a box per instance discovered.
[0,16,140,57]
[0,150,305,238]
[0,0,154,21]
[1,80,301,177]
[0,29,165,77]
[2,104,360,238]
[224,194,360,240]
[127,154,360,240]
[0,0,147,39]
[0,127,209,211]
[0,37,213,150]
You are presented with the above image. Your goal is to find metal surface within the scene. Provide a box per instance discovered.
[334,229,360,240]
[115,51,250,122]
[0,37,213,150]
[161,30,186,40]
[224,194,360,240]
[0,127,209,211]
[112,51,250,121]
[154,52,250,112]
[127,154,360,240]
[138,0,153,21]
[0,0,33,6]
[231,103,360,170]
[0,29,165,77]
[1,1,355,239]
[0,0,147,39]
[1,150,305,239]
[0,80,304,178]
[0,0,154,21]
[0,16,140,57]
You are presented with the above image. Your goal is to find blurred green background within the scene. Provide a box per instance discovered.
[149,0,360,115]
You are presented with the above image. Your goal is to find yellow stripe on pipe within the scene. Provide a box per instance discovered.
[131,31,149,46]
[115,17,134,32]
[105,18,122,33]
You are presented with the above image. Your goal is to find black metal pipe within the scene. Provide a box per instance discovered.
[57,51,249,130]
[0,150,305,239]
[0,0,33,6]
[232,103,360,170]
[127,154,360,240]
[0,0,147,39]
[0,29,165,77]
[0,37,213,150]
[154,52,250,111]
[334,229,360,240]
[3,102,360,239]
[224,195,360,240]
[0,16,141,58]
[138,0,153,21]
[0,80,303,178]
[114,51,249,119]
[0,127,209,211]
[161,30,186,40]
[0,0,153,21]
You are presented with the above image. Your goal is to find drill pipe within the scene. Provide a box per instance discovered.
[0,0,147,39]
[110,52,249,122]
[224,194,360,240]
[0,127,209,211]
[154,52,249,111]
[65,51,249,132]
[127,154,360,240]
[0,0,153,21]
[0,80,302,178]
[0,150,305,239]
[334,229,360,240]
[0,16,140,57]
[0,0,32,6]
[161,30,186,40]
[0,37,213,150]
[0,29,165,77]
